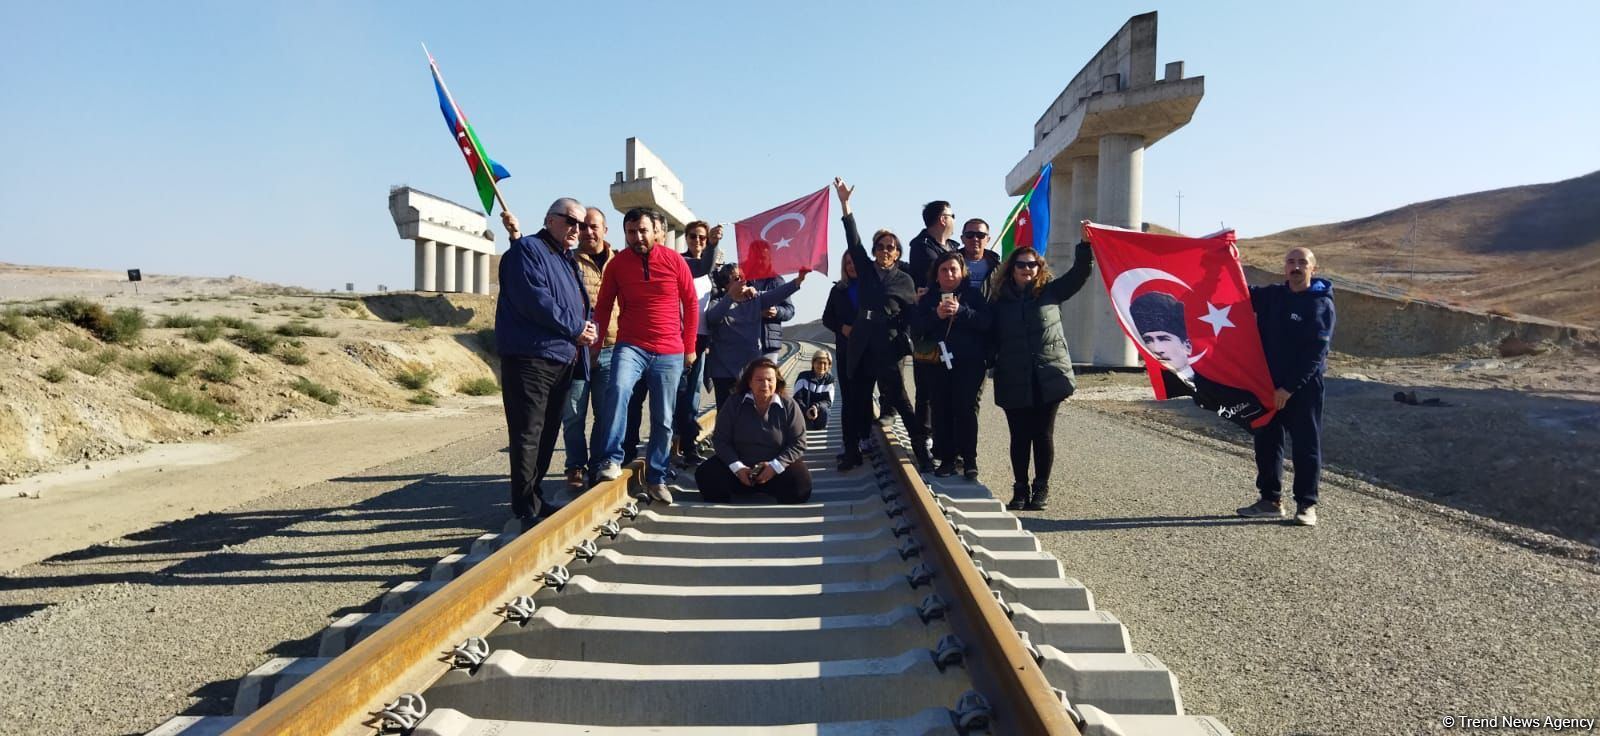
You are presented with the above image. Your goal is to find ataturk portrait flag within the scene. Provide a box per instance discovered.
[734,187,831,281]
[1082,223,1277,430]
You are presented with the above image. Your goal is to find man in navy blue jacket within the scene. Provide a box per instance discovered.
[1238,247,1336,527]
[496,198,598,522]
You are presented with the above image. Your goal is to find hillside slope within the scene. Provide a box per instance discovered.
[1237,170,1600,327]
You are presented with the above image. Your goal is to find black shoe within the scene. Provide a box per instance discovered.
[912,445,934,472]
[1006,482,1028,511]
[1023,481,1050,511]
[963,466,980,482]
[934,462,958,477]
[679,450,705,467]
[837,453,863,471]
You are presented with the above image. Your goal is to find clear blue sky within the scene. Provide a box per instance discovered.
[3,1,1597,320]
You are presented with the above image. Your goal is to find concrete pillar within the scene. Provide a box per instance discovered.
[1061,157,1100,363]
[1093,134,1145,366]
[475,253,491,295]
[415,240,438,292]
[456,248,475,294]
[438,244,458,293]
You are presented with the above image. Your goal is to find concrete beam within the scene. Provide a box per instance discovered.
[609,138,697,230]
[1006,77,1203,195]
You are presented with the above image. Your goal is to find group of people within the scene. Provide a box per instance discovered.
[494,182,1335,527]
[493,198,831,521]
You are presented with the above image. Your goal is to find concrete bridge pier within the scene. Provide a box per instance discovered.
[437,244,458,293]
[415,239,438,292]
[475,253,491,295]
[390,186,498,294]
[456,248,475,294]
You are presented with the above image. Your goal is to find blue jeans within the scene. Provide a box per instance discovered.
[595,343,684,484]
[561,346,612,472]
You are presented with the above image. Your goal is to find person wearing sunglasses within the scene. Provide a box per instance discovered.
[907,200,959,467]
[495,198,600,523]
[832,177,934,472]
[985,241,1094,511]
[959,219,1001,298]
[558,207,623,493]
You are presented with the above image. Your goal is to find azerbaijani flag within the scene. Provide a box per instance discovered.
[997,161,1052,259]
[426,47,510,215]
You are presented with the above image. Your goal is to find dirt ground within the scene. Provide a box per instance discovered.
[1,264,499,483]
[1073,343,1600,551]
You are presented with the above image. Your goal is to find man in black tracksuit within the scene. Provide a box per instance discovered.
[1238,247,1336,527]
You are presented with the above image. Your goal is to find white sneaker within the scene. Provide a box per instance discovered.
[1294,505,1318,527]
[596,462,622,482]
[645,483,674,505]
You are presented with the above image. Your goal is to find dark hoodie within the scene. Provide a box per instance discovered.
[1250,277,1336,394]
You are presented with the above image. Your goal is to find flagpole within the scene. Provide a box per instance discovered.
[423,43,510,216]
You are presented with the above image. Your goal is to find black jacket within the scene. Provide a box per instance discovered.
[910,282,991,374]
[987,244,1094,409]
[908,229,959,290]
[1251,278,1336,394]
[821,280,857,374]
[842,213,916,370]
[749,275,795,354]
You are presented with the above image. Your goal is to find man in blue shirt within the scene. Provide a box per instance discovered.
[959,218,1000,296]
[495,197,598,522]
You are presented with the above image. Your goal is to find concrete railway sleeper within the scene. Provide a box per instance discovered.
[148,341,1231,735]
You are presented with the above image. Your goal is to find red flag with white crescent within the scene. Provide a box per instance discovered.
[734,187,831,281]
[1082,222,1277,430]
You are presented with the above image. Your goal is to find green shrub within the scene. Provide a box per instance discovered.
[214,315,249,329]
[393,364,434,390]
[403,317,431,329]
[337,301,361,313]
[70,356,108,377]
[94,347,119,365]
[1,308,38,340]
[135,377,233,423]
[40,366,68,383]
[230,323,280,354]
[292,377,340,405]
[408,391,437,406]
[62,333,95,351]
[48,298,133,342]
[252,305,270,314]
[186,322,223,343]
[198,352,240,383]
[274,320,337,338]
[458,377,499,396]
[277,346,310,365]
[120,352,152,373]
[148,349,197,378]
[158,313,206,328]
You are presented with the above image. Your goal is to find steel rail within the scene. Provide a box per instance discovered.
[226,348,803,736]
[872,420,1082,736]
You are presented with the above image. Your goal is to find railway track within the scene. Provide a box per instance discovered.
[150,341,1231,735]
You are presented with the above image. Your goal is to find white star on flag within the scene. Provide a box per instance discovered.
[1018,213,1029,226]
[773,237,793,249]
[1198,302,1234,335]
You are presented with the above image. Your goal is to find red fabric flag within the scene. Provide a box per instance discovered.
[1082,223,1278,430]
[734,187,831,281]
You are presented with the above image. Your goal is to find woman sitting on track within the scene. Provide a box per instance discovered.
[695,357,813,504]
[792,350,837,431]
[911,250,991,480]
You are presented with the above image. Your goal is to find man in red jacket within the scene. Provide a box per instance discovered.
[590,207,700,503]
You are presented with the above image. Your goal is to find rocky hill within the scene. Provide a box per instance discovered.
[1235,170,1600,327]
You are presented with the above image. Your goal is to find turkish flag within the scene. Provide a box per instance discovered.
[734,187,831,281]
[1082,223,1277,430]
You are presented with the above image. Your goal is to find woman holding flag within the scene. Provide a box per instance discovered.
[985,242,1094,510]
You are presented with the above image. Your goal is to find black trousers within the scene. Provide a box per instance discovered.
[802,406,831,431]
[501,355,575,518]
[1002,400,1062,487]
[843,352,924,458]
[712,377,738,409]
[695,458,813,504]
[912,361,939,449]
[930,363,985,467]
[1254,376,1324,507]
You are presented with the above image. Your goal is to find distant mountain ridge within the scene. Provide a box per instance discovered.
[1234,170,1600,327]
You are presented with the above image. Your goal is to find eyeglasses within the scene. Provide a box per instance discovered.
[873,242,898,253]
[961,231,989,240]
[1014,261,1041,270]
[553,214,582,227]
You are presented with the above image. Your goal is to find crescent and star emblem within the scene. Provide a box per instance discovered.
[760,212,805,249]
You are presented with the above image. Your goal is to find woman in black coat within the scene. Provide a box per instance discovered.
[986,242,1093,510]
[911,250,991,480]
[833,176,932,471]
[820,252,857,444]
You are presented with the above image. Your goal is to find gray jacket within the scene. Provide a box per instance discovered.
[712,392,808,473]
[703,278,804,380]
